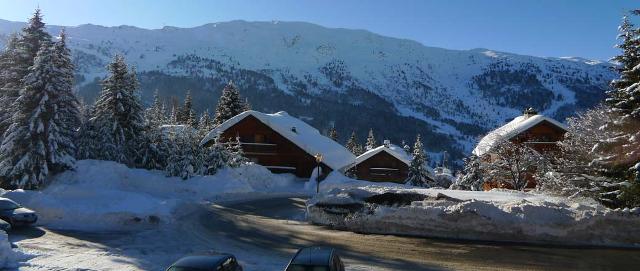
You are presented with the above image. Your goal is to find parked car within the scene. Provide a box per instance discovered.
[285,247,345,271]
[0,197,37,227]
[166,254,243,271]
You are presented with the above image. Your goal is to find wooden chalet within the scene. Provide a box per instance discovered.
[344,141,412,183]
[200,110,355,178]
[473,108,567,190]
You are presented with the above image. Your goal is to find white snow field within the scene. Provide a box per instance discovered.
[308,173,640,247]
[1,160,305,231]
[0,160,313,270]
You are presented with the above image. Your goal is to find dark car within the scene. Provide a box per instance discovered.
[0,197,37,227]
[285,247,345,271]
[166,254,243,271]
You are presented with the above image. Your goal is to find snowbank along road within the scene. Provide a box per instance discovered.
[9,197,640,271]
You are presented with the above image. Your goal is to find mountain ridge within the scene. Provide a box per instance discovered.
[0,18,617,166]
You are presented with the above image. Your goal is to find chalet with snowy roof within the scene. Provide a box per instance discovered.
[200,110,356,178]
[473,108,567,157]
[473,108,568,189]
[344,141,412,183]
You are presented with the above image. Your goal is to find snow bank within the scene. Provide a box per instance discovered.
[0,231,26,269]
[308,173,640,247]
[1,160,304,231]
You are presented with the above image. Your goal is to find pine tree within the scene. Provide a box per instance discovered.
[365,129,377,150]
[213,81,248,126]
[169,102,179,125]
[51,29,81,171]
[452,155,484,191]
[0,43,77,189]
[595,12,640,179]
[0,9,52,139]
[145,90,166,126]
[165,128,204,179]
[76,103,99,160]
[182,90,197,127]
[198,110,213,135]
[345,131,359,155]
[328,126,338,141]
[224,136,248,168]
[203,136,230,175]
[90,55,145,165]
[406,135,434,187]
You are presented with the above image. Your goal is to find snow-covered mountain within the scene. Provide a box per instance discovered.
[0,19,616,164]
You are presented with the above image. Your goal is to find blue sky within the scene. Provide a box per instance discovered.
[0,0,637,60]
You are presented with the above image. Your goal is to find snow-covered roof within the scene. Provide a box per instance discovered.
[472,114,567,156]
[200,110,356,170]
[345,144,412,170]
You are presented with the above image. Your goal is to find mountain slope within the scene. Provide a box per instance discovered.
[0,19,616,165]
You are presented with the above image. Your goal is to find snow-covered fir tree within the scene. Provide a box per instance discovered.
[345,131,360,155]
[202,136,231,175]
[137,121,170,170]
[51,29,81,170]
[452,155,484,191]
[213,81,249,126]
[365,129,377,150]
[0,43,78,189]
[328,126,338,141]
[89,55,145,165]
[198,110,213,135]
[405,135,434,187]
[165,128,204,180]
[181,90,197,127]
[590,11,640,206]
[76,103,99,160]
[145,90,167,126]
[224,136,248,168]
[169,102,179,125]
[0,9,52,139]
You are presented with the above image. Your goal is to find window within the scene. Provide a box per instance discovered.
[254,134,265,143]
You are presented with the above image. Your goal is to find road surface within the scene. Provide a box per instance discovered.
[9,197,640,270]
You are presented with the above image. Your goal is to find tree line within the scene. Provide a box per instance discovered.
[0,10,251,188]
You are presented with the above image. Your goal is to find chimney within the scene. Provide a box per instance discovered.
[383,139,391,148]
[291,126,297,133]
[523,107,538,118]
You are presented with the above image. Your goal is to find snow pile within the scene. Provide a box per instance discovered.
[308,173,640,247]
[0,160,303,231]
[0,231,26,269]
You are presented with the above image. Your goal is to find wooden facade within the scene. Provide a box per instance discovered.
[214,115,331,178]
[350,151,409,183]
[510,120,566,155]
[481,117,567,190]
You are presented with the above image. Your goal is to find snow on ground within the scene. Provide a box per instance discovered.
[0,160,309,231]
[308,172,640,247]
[0,230,29,269]
[0,159,314,270]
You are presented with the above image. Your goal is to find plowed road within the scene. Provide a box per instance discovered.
[10,197,640,270]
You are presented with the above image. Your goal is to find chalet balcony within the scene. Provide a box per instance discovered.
[240,142,278,156]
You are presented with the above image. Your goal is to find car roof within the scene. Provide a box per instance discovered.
[0,198,17,203]
[291,247,335,266]
[170,255,232,269]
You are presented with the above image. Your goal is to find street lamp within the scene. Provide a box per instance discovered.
[314,153,323,194]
